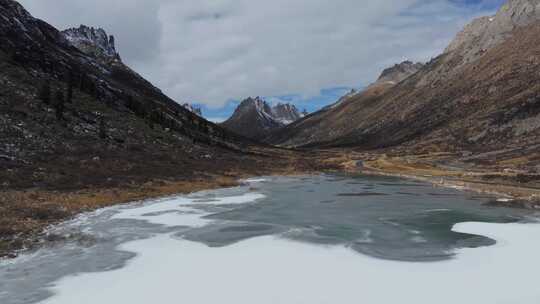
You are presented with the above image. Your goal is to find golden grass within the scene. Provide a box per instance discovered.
[357,154,540,203]
[364,158,462,177]
[498,156,531,166]
[0,175,243,257]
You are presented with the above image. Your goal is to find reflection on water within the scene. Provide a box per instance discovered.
[0,174,537,304]
[207,175,528,261]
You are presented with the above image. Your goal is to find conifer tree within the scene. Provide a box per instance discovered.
[38,80,51,105]
[54,89,65,120]
[66,71,73,103]
[99,117,107,139]
[79,73,85,91]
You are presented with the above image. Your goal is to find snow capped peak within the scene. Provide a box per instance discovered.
[62,25,120,61]
[242,97,303,126]
[222,96,304,140]
[235,97,271,120]
[271,102,304,124]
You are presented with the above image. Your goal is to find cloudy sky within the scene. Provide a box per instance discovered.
[19,0,504,121]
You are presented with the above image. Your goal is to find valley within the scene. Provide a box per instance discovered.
[4,1,540,303]
[2,0,540,276]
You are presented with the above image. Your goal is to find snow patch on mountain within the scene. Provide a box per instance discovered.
[221,97,305,140]
[252,97,304,126]
[272,103,305,124]
[229,97,304,127]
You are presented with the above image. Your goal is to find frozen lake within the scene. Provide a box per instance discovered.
[1,174,540,304]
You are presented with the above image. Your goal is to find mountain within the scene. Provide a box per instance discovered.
[317,61,423,113]
[444,0,540,68]
[266,60,423,146]
[221,97,304,140]
[0,0,271,191]
[268,0,540,171]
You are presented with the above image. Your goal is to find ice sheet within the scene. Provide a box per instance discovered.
[39,222,540,304]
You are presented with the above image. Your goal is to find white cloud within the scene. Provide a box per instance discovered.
[18,0,498,107]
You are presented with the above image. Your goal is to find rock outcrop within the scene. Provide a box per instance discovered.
[445,0,540,66]
[373,61,424,86]
[62,25,120,61]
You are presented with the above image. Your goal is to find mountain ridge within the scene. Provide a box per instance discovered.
[266,0,540,168]
[373,60,424,87]
[265,58,424,146]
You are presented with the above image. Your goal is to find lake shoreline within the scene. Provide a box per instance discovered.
[353,155,540,209]
[1,172,303,259]
[5,149,540,259]
[0,176,231,259]
[5,175,540,304]
[0,148,344,259]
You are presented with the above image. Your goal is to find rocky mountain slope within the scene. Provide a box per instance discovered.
[0,0,274,191]
[267,60,423,146]
[268,0,540,171]
[221,97,304,140]
[64,27,202,114]
[445,0,540,67]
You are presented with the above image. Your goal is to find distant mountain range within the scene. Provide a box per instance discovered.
[3,0,540,183]
[221,60,424,143]
[221,97,305,140]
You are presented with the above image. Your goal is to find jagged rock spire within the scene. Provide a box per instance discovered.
[62,25,121,61]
